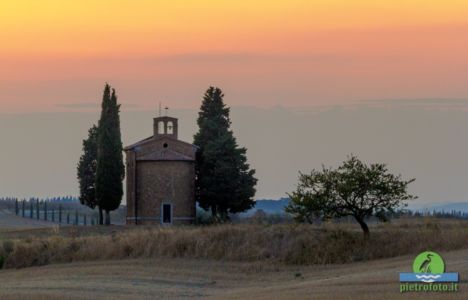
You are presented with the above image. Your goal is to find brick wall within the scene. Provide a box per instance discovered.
[128,160,195,225]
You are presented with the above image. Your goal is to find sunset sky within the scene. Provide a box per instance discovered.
[2,1,468,112]
[2,1,468,203]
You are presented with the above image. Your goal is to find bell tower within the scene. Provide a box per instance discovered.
[153,116,178,139]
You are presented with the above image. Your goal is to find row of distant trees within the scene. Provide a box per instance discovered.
[77,85,258,225]
[400,209,468,219]
[239,207,468,226]
[0,196,78,206]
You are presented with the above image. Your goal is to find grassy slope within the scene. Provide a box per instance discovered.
[0,249,466,300]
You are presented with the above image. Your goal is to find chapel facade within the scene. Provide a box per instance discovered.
[124,115,197,225]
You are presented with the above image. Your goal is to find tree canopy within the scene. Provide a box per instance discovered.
[194,87,257,221]
[95,84,125,225]
[286,155,416,236]
[77,125,98,210]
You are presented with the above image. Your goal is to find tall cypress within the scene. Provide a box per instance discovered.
[95,84,125,225]
[194,87,257,220]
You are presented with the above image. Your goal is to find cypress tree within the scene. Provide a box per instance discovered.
[194,87,257,221]
[36,199,39,219]
[29,200,33,218]
[95,84,125,225]
[77,125,101,223]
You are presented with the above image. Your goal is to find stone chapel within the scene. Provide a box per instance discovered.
[124,115,197,225]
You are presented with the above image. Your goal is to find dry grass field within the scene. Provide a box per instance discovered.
[1,218,468,268]
[0,249,466,300]
[0,216,466,299]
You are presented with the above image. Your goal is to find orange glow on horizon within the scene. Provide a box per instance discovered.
[1,1,468,112]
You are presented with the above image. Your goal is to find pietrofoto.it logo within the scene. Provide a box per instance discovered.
[399,251,459,293]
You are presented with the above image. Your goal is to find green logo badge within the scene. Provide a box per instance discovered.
[412,251,445,274]
[400,251,459,292]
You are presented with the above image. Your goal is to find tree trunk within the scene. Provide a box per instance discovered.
[99,206,103,225]
[211,205,217,218]
[220,211,229,223]
[105,210,111,225]
[354,216,370,238]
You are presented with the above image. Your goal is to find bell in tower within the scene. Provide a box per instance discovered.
[153,116,179,139]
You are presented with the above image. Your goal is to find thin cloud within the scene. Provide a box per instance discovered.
[56,102,140,109]
[357,98,468,110]
[363,98,468,105]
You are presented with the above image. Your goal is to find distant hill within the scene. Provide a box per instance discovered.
[243,198,290,215]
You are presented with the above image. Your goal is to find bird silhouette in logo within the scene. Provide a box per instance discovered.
[419,253,433,273]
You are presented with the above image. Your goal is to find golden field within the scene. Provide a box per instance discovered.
[0,218,466,299]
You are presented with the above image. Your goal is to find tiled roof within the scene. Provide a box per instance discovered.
[124,136,197,151]
[137,149,194,161]
[123,136,154,151]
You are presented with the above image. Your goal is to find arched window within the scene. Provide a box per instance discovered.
[158,121,165,134]
[167,121,174,134]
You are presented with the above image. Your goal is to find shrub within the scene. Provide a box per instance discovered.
[2,220,467,269]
